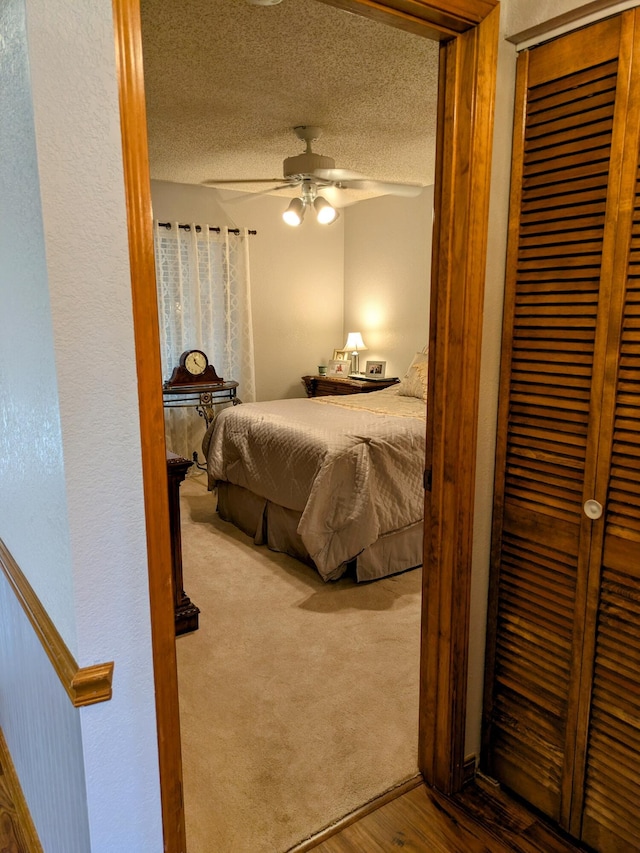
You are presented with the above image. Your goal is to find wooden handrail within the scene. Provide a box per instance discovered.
[0,538,113,708]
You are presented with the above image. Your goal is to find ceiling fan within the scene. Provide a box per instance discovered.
[202,126,425,226]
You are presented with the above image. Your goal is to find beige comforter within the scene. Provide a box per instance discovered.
[203,388,426,579]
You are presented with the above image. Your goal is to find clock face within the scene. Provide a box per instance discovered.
[184,350,207,375]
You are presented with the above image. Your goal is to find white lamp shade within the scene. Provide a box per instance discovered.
[343,332,367,352]
[314,196,339,225]
[283,197,305,226]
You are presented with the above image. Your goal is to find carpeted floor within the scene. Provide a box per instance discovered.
[176,474,421,853]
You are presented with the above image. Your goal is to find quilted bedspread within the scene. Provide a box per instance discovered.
[203,388,426,579]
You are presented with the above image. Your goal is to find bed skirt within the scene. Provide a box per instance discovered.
[216,481,423,583]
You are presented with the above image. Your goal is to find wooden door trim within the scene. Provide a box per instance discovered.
[420,6,500,792]
[112,0,499,847]
[112,2,186,851]
[318,0,496,39]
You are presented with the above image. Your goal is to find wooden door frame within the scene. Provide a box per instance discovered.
[112,0,500,848]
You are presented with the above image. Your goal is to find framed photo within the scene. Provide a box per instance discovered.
[327,359,350,377]
[365,360,386,378]
[332,349,352,365]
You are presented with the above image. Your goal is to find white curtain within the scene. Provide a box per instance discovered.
[154,221,256,463]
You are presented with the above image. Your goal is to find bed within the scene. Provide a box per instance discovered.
[202,353,428,582]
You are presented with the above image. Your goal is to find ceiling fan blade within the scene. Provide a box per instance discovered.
[312,168,369,182]
[235,182,301,199]
[337,179,424,197]
[208,181,302,203]
[317,185,360,208]
[202,178,288,186]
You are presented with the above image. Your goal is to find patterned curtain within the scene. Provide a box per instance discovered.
[154,222,256,463]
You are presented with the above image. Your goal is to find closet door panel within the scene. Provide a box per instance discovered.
[486,9,640,846]
[484,17,624,823]
[581,231,640,852]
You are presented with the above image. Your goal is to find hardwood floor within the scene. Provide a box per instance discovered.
[0,755,31,853]
[302,778,590,853]
[1,755,591,853]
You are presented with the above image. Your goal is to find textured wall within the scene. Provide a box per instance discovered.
[343,191,433,380]
[0,0,164,849]
[0,2,89,848]
[0,0,76,656]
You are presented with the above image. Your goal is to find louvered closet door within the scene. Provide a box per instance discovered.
[483,10,640,844]
[576,165,640,851]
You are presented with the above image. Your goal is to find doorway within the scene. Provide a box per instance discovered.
[112,1,500,850]
[143,8,435,845]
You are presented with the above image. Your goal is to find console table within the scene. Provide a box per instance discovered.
[302,374,399,397]
[166,452,200,635]
[163,380,240,428]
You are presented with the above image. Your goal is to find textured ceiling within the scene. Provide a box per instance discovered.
[140,0,440,199]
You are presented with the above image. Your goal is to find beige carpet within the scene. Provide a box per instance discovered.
[176,475,421,853]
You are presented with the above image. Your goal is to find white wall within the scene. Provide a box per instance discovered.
[0,2,89,847]
[152,181,433,395]
[151,181,345,401]
[343,190,433,379]
[0,1,163,850]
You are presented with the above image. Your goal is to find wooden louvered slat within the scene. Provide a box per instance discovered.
[525,105,614,137]
[524,176,610,205]
[525,126,614,160]
[520,188,608,210]
[518,243,604,261]
[519,216,605,239]
[524,150,612,179]
[525,140,613,174]
[524,174,609,201]
[526,59,618,107]
[499,584,575,637]
[505,459,582,483]
[511,359,593,376]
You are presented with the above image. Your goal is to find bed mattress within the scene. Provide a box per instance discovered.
[203,388,426,581]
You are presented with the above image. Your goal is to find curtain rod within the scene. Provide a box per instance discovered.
[157,222,257,235]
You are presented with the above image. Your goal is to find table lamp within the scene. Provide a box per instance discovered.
[343,332,367,375]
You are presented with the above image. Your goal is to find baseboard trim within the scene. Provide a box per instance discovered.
[463,753,477,786]
[0,538,113,707]
[0,727,44,852]
[286,773,424,853]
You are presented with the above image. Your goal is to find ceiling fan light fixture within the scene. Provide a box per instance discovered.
[283,197,305,226]
[314,196,338,225]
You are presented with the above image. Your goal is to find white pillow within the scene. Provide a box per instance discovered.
[396,351,428,401]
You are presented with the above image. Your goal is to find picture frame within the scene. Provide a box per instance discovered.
[332,349,352,365]
[327,359,351,377]
[365,360,386,378]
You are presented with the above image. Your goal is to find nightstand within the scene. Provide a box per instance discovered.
[302,374,399,397]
